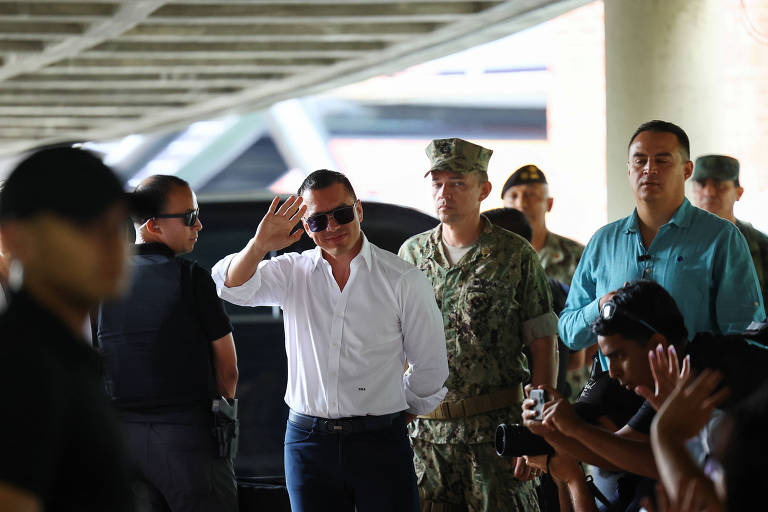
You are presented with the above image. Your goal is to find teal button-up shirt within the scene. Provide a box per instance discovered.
[559,198,765,369]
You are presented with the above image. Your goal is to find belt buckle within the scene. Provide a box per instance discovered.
[322,420,344,433]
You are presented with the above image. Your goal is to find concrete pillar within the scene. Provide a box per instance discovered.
[604,0,727,221]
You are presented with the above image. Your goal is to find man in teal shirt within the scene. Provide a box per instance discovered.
[559,120,765,370]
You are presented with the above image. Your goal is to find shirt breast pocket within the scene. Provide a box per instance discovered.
[463,279,519,343]
[663,262,707,315]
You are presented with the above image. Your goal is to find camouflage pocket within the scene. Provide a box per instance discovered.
[464,280,519,317]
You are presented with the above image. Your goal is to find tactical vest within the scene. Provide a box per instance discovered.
[98,253,216,410]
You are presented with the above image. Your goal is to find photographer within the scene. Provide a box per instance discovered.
[522,281,690,507]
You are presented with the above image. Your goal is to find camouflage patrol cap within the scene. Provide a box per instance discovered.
[424,138,492,177]
[693,155,740,184]
[501,164,548,198]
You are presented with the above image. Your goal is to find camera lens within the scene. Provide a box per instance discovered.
[495,424,554,458]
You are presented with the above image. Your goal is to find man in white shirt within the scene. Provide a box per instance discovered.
[212,169,449,512]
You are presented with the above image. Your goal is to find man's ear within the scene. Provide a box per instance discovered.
[683,160,694,180]
[479,180,492,202]
[0,222,32,262]
[735,186,744,201]
[146,219,161,234]
[355,199,363,224]
[546,197,554,213]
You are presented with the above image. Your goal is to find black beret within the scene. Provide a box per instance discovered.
[501,164,548,199]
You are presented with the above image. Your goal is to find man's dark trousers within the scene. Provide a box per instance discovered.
[120,409,238,512]
[284,412,418,512]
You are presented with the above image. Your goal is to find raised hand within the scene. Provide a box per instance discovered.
[253,196,307,253]
[654,369,729,443]
[635,344,691,411]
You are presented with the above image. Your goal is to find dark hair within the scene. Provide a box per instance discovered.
[686,325,768,409]
[0,147,125,223]
[483,207,532,242]
[628,120,691,162]
[296,169,356,200]
[131,175,190,224]
[591,280,688,348]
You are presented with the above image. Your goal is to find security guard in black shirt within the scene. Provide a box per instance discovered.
[0,147,134,511]
[98,175,239,512]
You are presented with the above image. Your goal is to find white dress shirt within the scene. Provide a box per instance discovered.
[212,235,448,419]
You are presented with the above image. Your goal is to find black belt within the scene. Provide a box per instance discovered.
[288,409,403,434]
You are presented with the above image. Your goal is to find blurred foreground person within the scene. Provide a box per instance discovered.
[98,175,239,512]
[0,147,133,511]
[0,228,9,310]
[646,323,768,512]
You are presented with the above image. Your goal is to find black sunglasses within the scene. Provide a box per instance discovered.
[304,204,355,232]
[600,301,658,334]
[154,209,199,227]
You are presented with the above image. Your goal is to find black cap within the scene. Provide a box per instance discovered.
[0,146,127,223]
[501,164,547,199]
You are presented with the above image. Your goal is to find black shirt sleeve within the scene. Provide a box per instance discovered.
[626,400,656,434]
[0,342,67,499]
[190,263,233,343]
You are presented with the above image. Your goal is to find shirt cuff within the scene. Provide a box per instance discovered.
[522,311,559,346]
[403,383,448,416]
[211,254,235,292]
[211,254,262,305]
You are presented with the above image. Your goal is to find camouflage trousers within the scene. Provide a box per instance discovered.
[412,438,541,512]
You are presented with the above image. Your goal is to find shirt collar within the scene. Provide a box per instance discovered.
[624,197,693,234]
[310,233,371,271]
[427,216,495,268]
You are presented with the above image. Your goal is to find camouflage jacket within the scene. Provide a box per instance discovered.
[736,219,768,309]
[537,231,584,287]
[399,217,558,444]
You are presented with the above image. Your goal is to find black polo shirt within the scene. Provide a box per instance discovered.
[0,291,132,511]
[626,400,655,434]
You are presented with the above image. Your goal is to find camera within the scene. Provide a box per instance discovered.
[495,423,554,457]
[496,364,644,459]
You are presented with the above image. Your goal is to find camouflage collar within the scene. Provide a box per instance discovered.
[428,216,495,268]
[540,231,564,263]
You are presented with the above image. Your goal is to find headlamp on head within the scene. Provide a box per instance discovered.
[600,301,658,335]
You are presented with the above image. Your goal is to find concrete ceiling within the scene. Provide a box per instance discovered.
[0,0,589,157]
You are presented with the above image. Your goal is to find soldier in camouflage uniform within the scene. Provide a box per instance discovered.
[501,165,591,401]
[692,154,768,307]
[399,138,559,512]
[500,165,584,287]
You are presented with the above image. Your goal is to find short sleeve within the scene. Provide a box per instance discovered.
[519,248,557,344]
[191,264,234,342]
[626,400,656,434]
